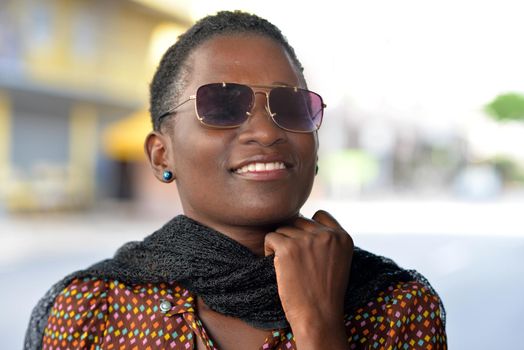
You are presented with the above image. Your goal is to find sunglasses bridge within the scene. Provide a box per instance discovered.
[244,84,288,119]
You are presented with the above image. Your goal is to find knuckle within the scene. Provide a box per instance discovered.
[264,232,276,243]
[279,241,297,256]
[330,229,353,249]
[315,230,335,245]
[343,233,354,249]
[297,234,314,250]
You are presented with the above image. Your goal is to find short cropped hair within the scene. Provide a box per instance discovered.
[149,10,305,131]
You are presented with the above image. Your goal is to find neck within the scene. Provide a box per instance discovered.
[219,225,269,257]
[184,214,298,257]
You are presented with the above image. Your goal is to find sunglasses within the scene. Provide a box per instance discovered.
[158,82,326,133]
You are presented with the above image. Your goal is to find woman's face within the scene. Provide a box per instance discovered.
[157,34,318,232]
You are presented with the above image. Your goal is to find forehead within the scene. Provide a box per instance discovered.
[186,34,302,88]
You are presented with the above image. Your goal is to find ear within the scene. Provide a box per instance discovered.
[144,131,175,182]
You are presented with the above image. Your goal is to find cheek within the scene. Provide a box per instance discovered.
[171,140,223,207]
[171,129,231,178]
[295,134,318,165]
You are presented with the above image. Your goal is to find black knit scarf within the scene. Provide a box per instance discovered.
[24,215,445,350]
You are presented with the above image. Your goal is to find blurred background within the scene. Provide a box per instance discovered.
[1,0,523,348]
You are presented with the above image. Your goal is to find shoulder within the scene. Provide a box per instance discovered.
[345,280,447,349]
[42,277,110,349]
[42,277,193,349]
[46,276,110,323]
[378,280,444,324]
[379,279,442,304]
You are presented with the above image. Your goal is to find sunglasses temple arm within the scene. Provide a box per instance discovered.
[158,96,195,120]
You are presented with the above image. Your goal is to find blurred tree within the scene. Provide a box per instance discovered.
[488,156,524,183]
[485,92,524,121]
[483,93,524,185]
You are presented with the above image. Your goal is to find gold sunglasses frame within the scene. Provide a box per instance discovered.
[158,82,326,133]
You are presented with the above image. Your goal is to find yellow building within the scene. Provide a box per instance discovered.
[0,0,191,211]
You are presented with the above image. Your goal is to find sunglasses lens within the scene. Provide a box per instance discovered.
[196,83,253,127]
[269,87,324,132]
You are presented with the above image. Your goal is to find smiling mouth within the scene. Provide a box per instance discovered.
[233,161,287,174]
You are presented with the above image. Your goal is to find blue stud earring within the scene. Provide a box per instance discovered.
[162,170,173,182]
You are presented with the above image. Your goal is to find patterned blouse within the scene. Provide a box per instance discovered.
[42,277,446,350]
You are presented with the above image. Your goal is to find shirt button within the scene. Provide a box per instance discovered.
[159,300,172,313]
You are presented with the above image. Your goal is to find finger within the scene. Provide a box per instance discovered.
[291,216,319,231]
[274,226,308,238]
[311,210,345,230]
[291,212,341,232]
[264,231,288,257]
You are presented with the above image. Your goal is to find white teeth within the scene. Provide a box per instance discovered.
[235,162,286,174]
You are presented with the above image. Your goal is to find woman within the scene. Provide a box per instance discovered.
[25,11,446,350]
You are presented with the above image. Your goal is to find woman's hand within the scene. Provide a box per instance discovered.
[264,210,353,350]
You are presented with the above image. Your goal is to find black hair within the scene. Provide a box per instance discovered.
[149,10,306,131]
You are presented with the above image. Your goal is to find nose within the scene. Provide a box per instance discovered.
[237,91,286,146]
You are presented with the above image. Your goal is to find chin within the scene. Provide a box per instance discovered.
[230,204,301,227]
[228,190,310,226]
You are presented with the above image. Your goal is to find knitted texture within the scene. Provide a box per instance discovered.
[24,215,445,350]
